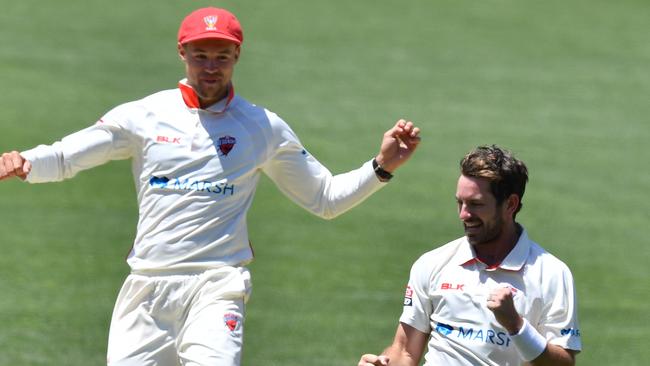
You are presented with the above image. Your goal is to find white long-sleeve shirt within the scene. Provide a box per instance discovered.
[21,82,385,273]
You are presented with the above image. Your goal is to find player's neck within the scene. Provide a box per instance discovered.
[474,222,521,267]
[199,89,229,108]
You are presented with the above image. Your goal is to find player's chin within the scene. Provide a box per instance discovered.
[464,223,482,236]
[198,81,220,93]
[465,231,484,245]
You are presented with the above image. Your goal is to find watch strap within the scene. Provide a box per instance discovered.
[372,158,393,182]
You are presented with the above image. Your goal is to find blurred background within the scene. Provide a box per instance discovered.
[0,0,647,364]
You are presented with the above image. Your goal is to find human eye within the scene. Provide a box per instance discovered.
[191,52,207,60]
[218,53,233,62]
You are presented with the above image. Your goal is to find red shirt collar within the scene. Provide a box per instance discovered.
[178,78,235,113]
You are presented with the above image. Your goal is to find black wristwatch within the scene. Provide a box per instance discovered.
[372,158,393,182]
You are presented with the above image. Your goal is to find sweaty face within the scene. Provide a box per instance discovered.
[455,175,507,246]
[179,39,240,108]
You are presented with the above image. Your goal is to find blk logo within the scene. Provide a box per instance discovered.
[157,135,181,144]
[441,283,465,291]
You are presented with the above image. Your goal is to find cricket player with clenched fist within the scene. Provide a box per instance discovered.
[0,7,420,366]
[359,146,581,366]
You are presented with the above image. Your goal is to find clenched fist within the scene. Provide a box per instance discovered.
[358,354,390,366]
[0,151,31,181]
[486,285,523,334]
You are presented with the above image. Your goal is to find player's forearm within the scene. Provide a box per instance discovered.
[379,326,426,366]
[267,156,384,220]
[528,345,576,366]
[507,317,576,366]
[21,143,65,183]
[319,159,385,218]
[22,125,127,183]
[380,347,420,366]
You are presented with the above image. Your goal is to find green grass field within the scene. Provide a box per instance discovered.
[1,0,648,364]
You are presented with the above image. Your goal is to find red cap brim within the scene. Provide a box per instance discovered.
[179,32,242,45]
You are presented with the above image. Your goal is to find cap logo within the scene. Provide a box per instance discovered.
[203,15,218,30]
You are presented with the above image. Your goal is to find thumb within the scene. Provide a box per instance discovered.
[18,159,32,180]
[377,355,390,365]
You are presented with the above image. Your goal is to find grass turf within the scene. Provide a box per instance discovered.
[1,0,648,364]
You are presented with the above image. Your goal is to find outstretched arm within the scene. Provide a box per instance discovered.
[358,322,428,366]
[0,151,31,181]
[374,119,421,173]
[263,118,422,219]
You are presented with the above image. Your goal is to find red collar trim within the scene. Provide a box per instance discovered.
[456,227,530,272]
[179,81,201,109]
[461,257,502,270]
[178,79,235,113]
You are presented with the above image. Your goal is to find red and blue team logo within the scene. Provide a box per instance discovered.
[404,285,413,306]
[218,135,236,156]
[224,313,240,332]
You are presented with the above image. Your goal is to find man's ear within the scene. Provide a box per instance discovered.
[234,45,241,62]
[177,42,186,61]
[505,194,520,217]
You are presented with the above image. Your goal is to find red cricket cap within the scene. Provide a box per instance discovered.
[177,7,243,46]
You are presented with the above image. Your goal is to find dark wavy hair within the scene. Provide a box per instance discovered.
[460,145,529,217]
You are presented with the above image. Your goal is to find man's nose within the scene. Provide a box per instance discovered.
[204,59,220,71]
[459,204,472,220]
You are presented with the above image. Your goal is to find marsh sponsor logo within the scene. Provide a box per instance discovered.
[436,323,453,336]
[561,328,581,337]
[435,322,512,348]
[149,176,235,195]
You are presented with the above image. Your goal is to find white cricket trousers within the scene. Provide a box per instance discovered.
[106,266,252,366]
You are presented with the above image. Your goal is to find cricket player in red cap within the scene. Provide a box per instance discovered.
[0,7,421,366]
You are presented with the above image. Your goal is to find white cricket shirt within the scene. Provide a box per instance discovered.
[400,228,582,366]
[21,80,385,273]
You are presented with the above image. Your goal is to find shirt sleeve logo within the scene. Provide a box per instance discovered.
[224,312,240,332]
[404,285,413,306]
[217,135,237,156]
